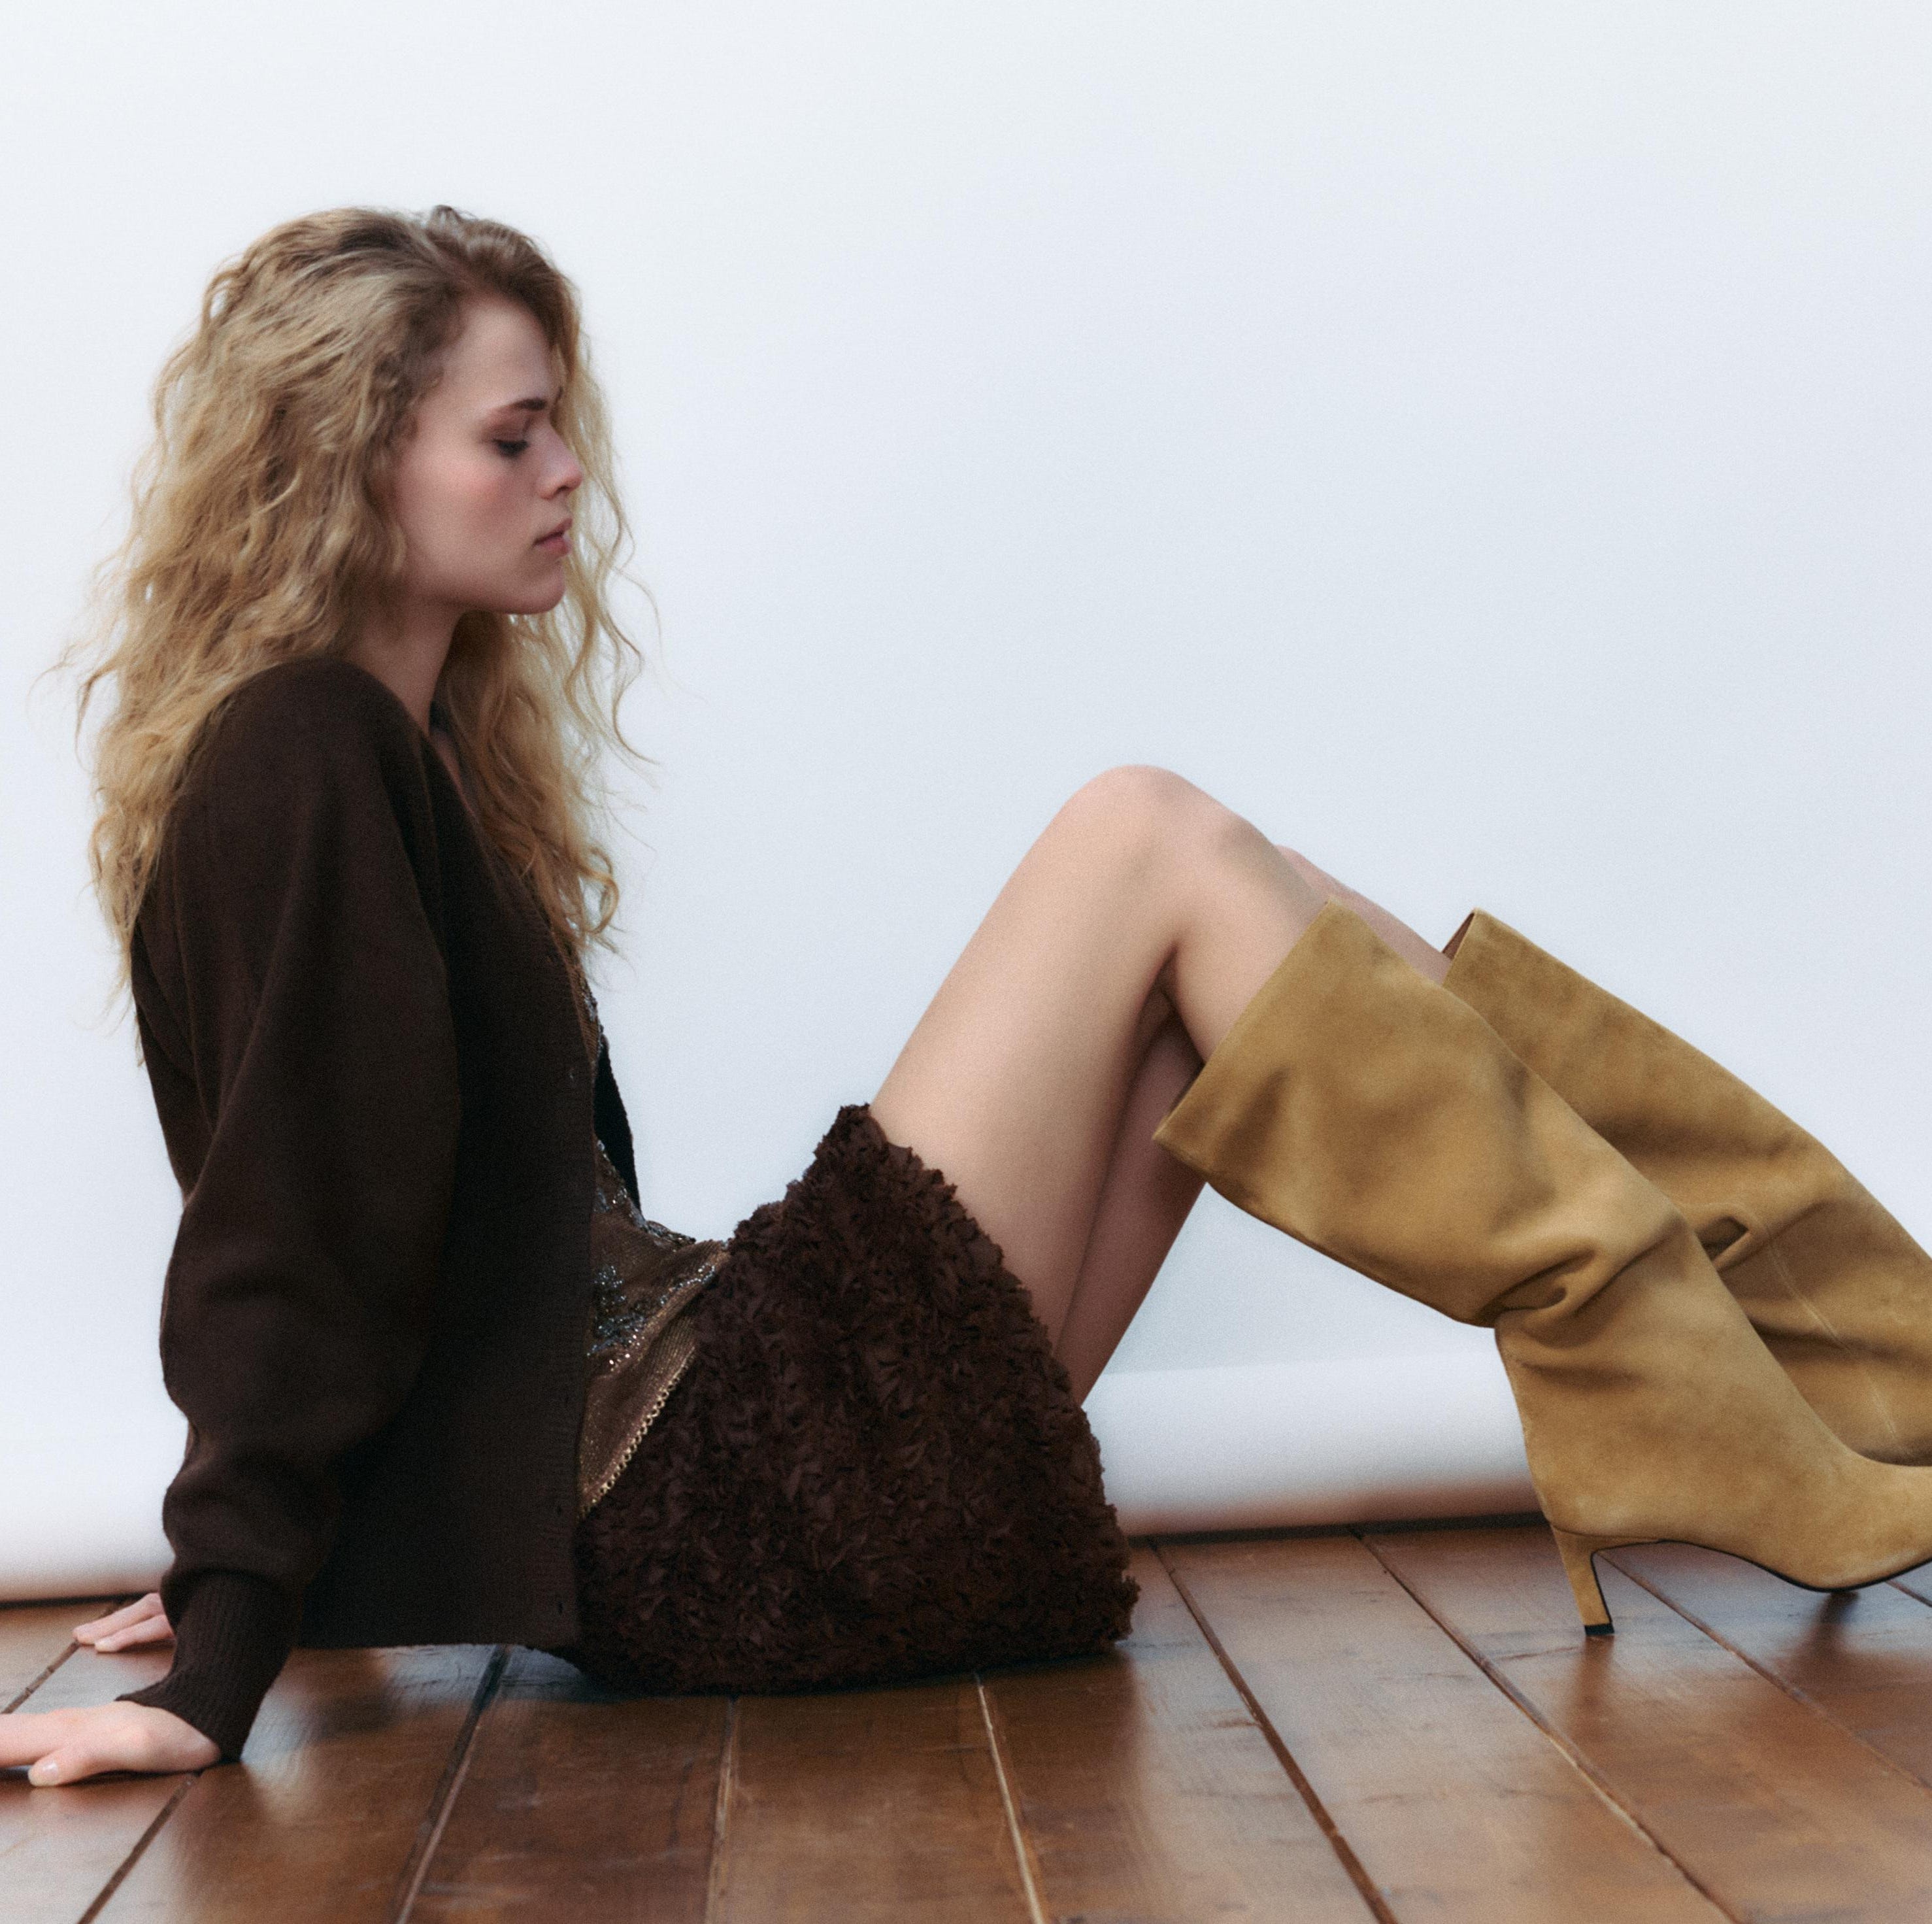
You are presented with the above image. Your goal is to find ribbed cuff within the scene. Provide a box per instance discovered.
[116,1569,297,1762]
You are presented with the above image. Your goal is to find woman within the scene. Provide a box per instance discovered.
[10,205,1932,1789]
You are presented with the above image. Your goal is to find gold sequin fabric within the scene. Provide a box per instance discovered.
[570,973,727,1518]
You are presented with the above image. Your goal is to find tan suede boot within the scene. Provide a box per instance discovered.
[1443,909,1932,1466]
[1154,902,1932,1634]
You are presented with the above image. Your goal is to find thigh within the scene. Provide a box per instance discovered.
[869,766,1269,1336]
[865,757,1329,1328]
[1054,1007,1207,1396]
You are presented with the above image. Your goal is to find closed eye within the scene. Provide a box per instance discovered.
[494,438,531,458]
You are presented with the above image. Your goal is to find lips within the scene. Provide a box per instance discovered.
[536,516,573,549]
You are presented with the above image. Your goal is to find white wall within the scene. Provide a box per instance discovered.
[5,3,1930,1590]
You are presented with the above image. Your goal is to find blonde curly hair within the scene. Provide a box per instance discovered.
[52,203,655,1047]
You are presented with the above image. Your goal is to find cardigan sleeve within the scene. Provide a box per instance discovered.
[117,680,462,1761]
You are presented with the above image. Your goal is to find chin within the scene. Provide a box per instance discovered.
[492,579,571,617]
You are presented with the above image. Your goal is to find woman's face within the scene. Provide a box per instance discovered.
[388,296,584,620]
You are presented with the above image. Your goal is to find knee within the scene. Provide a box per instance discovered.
[1273,842,1336,898]
[1052,764,1248,875]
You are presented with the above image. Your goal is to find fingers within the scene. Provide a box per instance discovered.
[73,1593,172,1651]
[0,1708,114,1783]
[29,1729,164,1785]
[30,1746,89,1785]
[73,1594,157,1638]
[94,1613,175,1651]
[0,1708,89,1770]
[0,1703,219,1785]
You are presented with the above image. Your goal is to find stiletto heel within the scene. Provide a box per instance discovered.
[1551,1528,1643,1636]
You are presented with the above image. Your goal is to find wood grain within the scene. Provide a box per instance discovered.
[1884,1563,1932,1612]
[1370,1521,1932,1923]
[1612,1543,1932,1787]
[409,1647,727,1921]
[0,1596,119,1707]
[92,1643,499,1924]
[0,1639,188,1924]
[29,1524,1932,1921]
[984,1545,1373,1921]
[1165,1531,1720,1923]
[711,1676,1033,1923]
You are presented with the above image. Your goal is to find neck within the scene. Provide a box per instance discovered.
[346,600,461,736]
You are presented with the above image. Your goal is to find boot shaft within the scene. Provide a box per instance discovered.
[1444,909,1932,1463]
[1154,903,1932,1607]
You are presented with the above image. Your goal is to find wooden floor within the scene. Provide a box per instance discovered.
[11,1519,1932,1921]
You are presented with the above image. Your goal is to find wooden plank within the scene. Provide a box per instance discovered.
[1164,1531,1720,1923]
[1612,1542,1932,1787]
[1369,1521,1932,1923]
[0,1598,122,1707]
[0,1640,190,1924]
[712,1675,1033,1923]
[983,1545,1372,1921]
[1886,1564,1932,1611]
[408,1647,726,1921]
[93,1644,499,1924]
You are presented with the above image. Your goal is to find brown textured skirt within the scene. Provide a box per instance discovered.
[552,1103,1139,1695]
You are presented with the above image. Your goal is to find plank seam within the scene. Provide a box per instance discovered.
[1352,1530,1737,1923]
[703,1696,739,1923]
[390,1643,510,1923]
[73,1770,201,1924]
[3,1596,136,1713]
[976,1677,1048,1924]
[3,1640,82,1714]
[1608,1552,1932,1803]
[1154,1542,1395,1924]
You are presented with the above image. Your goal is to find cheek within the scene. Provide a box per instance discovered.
[396,454,524,569]
[442,459,523,532]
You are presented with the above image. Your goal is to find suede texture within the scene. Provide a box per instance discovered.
[1446,910,1932,1464]
[1153,903,1932,1596]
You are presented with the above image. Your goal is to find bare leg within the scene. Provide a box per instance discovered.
[870,767,1447,1385]
[871,767,1319,1349]
[1054,1001,1204,1400]
[1050,859,1442,1399]
[1273,846,1450,987]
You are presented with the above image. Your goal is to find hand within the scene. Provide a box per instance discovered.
[0,1700,219,1785]
[73,1593,175,1652]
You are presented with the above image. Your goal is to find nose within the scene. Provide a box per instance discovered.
[549,439,584,497]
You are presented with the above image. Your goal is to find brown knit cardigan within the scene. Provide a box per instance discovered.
[116,655,633,1760]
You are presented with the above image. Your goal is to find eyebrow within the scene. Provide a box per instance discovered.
[484,396,554,421]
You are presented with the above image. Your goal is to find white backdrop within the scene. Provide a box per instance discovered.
[5,3,1930,1595]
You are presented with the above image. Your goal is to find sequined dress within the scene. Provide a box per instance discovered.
[576,1137,727,1515]
[567,976,729,1519]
